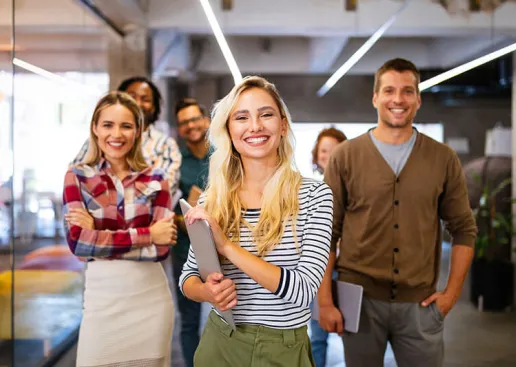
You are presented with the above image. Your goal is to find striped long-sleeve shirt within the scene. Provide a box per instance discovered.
[179,178,333,329]
[62,159,174,262]
[72,125,181,196]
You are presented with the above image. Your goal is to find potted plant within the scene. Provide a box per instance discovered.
[470,177,514,311]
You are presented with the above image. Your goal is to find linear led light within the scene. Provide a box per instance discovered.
[317,1,410,97]
[13,58,102,96]
[419,40,516,91]
[199,0,242,85]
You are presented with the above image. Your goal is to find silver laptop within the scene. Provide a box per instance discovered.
[179,199,236,330]
[312,280,363,333]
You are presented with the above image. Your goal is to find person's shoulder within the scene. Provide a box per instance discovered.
[149,125,179,147]
[300,177,332,197]
[68,163,97,178]
[418,133,456,158]
[333,132,368,155]
[63,164,100,188]
[144,167,167,181]
[179,145,191,157]
[136,167,170,194]
[301,176,323,187]
[347,132,370,148]
[164,135,179,148]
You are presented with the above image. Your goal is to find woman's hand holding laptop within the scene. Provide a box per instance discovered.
[184,206,232,257]
[201,272,238,311]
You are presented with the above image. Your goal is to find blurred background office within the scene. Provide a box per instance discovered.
[1,0,515,366]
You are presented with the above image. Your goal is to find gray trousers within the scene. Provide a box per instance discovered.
[342,297,444,367]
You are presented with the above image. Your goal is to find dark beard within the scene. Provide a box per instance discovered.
[383,118,411,129]
[187,129,207,144]
[143,111,154,128]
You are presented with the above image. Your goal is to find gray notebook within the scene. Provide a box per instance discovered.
[312,280,363,333]
[179,199,236,330]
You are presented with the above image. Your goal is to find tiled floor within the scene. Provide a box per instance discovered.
[48,243,516,366]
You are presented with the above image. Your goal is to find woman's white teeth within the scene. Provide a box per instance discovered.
[246,137,268,144]
[109,142,123,147]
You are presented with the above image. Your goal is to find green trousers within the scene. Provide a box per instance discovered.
[194,311,315,367]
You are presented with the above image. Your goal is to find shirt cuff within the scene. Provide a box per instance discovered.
[451,234,476,248]
[179,272,200,295]
[131,227,152,247]
[274,268,290,299]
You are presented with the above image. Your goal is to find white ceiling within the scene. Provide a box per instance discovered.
[0,0,515,76]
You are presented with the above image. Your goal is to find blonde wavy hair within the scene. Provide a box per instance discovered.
[204,76,302,257]
[84,91,147,171]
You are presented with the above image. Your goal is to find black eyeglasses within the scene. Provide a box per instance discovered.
[177,115,203,127]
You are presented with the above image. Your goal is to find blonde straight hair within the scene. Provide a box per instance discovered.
[204,76,302,257]
[84,91,147,171]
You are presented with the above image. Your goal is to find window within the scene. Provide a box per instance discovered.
[292,122,444,178]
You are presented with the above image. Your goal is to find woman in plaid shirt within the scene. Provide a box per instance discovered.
[63,91,177,367]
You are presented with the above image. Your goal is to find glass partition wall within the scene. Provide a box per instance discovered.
[4,1,109,365]
[0,0,14,365]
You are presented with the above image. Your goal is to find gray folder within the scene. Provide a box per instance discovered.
[312,280,363,333]
[179,199,236,330]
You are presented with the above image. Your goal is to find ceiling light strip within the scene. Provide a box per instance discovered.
[419,41,516,91]
[317,0,410,97]
[13,58,102,96]
[199,0,242,84]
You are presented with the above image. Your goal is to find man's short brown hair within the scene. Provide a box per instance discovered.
[174,97,208,117]
[374,58,420,93]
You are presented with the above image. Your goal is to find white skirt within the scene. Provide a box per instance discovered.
[76,260,174,367]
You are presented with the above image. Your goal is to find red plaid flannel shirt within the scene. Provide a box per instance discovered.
[62,159,173,261]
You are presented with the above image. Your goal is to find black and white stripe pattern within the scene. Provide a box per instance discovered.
[179,178,333,329]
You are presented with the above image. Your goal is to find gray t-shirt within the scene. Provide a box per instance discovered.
[369,129,417,176]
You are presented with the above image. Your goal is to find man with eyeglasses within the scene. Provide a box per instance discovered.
[173,97,211,367]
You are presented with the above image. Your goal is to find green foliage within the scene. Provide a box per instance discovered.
[472,176,514,261]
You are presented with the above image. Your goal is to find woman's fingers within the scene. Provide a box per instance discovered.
[184,207,209,225]
[68,208,89,217]
[65,210,94,229]
[170,227,177,244]
[65,210,90,221]
[65,213,80,223]
[210,279,237,310]
[219,291,238,311]
[68,219,86,228]
[221,298,237,312]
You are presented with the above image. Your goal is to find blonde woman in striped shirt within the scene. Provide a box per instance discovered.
[180,76,334,367]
